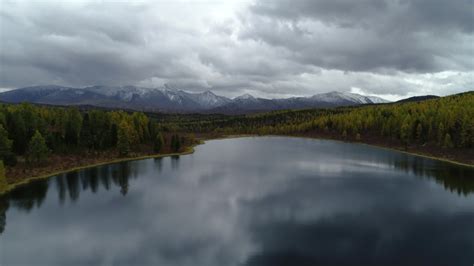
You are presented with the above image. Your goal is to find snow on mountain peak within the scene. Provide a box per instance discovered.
[190,90,230,107]
[235,93,255,100]
[3,85,392,113]
[312,91,388,104]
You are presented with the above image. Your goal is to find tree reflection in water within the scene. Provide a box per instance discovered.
[0,145,472,238]
[389,154,474,196]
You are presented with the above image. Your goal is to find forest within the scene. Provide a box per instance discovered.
[162,91,474,151]
[0,91,473,193]
[0,104,192,193]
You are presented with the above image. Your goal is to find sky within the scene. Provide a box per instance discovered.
[0,0,473,100]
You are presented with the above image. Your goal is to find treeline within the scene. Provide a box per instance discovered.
[279,92,473,149]
[0,103,191,168]
[162,92,474,149]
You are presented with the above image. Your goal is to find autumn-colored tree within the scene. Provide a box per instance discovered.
[132,112,150,142]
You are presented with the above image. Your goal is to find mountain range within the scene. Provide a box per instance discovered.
[0,85,389,114]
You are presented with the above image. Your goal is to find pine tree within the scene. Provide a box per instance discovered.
[154,133,164,153]
[65,108,83,146]
[437,122,445,146]
[400,119,411,150]
[27,130,50,165]
[171,134,176,152]
[171,134,181,152]
[0,160,6,193]
[416,123,423,143]
[117,121,130,157]
[9,112,27,154]
[0,124,15,165]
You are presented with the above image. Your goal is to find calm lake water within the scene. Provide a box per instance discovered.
[0,137,473,266]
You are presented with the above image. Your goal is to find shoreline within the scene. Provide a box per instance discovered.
[353,140,474,168]
[283,135,474,168]
[0,141,203,196]
[1,136,472,196]
[203,134,474,168]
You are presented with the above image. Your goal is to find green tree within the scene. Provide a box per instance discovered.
[132,112,150,142]
[171,134,181,152]
[80,113,93,148]
[416,123,423,143]
[400,119,411,149]
[0,160,6,193]
[8,112,27,154]
[117,121,131,157]
[65,108,83,146]
[27,130,50,165]
[154,133,164,153]
[437,122,445,146]
[0,124,15,166]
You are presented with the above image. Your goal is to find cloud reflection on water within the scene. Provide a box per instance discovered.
[0,137,473,266]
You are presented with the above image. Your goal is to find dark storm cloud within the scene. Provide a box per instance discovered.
[0,1,205,88]
[244,0,474,73]
[0,0,472,99]
[251,0,473,33]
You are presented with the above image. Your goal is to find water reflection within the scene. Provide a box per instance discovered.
[171,155,180,170]
[0,198,7,234]
[7,179,48,212]
[153,158,163,173]
[385,152,474,196]
[0,137,472,266]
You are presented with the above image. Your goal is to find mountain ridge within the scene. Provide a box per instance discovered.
[396,95,440,103]
[0,85,390,114]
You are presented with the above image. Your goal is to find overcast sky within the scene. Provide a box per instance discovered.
[0,0,472,100]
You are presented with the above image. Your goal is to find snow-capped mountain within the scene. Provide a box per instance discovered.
[187,90,231,108]
[310,91,388,105]
[234,93,256,101]
[0,86,390,113]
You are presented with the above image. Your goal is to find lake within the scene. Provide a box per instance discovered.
[0,137,473,266]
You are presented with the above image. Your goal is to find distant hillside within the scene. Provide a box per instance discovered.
[0,85,389,114]
[396,95,440,103]
[162,91,474,165]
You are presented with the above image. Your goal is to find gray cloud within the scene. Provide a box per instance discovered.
[0,0,472,99]
[244,0,474,73]
[251,0,474,32]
